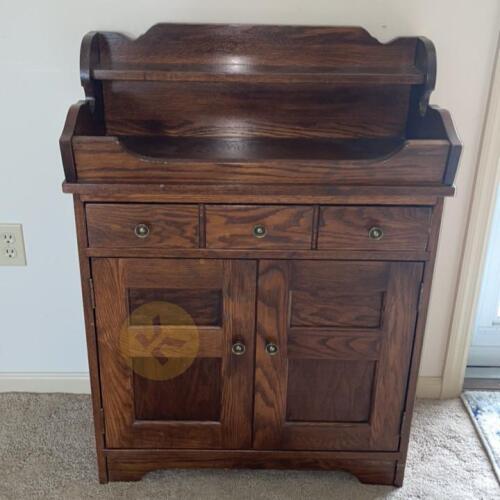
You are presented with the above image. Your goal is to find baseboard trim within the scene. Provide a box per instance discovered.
[0,373,440,399]
[416,376,443,399]
[0,373,91,393]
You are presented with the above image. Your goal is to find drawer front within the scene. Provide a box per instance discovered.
[318,206,432,251]
[86,204,199,248]
[206,205,314,249]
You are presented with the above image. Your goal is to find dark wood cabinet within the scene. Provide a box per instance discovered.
[254,260,423,452]
[92,258,256,450]
[60,24,461,486]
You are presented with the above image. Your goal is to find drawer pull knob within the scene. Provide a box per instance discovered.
[368,226,384,240]
[252,224,267,238]
[265,342,279,356]
[231,341,246,356]
[134,223,151,239]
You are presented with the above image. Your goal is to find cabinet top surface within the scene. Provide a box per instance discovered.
[59,23,461,193]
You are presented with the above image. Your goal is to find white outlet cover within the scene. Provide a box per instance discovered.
[0,224,27,266]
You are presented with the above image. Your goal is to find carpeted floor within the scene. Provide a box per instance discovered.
[0,394,498,499]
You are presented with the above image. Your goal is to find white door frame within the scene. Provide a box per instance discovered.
[468,186,500,367]
[441,41,500,398]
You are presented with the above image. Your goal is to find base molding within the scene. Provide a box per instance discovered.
[105,449,401,485]
[0,372,91,393]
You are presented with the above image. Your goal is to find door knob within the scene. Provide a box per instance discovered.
[231,341,246,356]
[252,224,267,238]
[265,342,279,356]
[368,226,384,240]
[134,223,150,239]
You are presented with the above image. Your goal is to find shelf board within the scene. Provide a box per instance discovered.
[92,64,425,85]
[114,136,406,162]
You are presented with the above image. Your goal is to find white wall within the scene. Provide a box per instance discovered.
[1,1,499,386]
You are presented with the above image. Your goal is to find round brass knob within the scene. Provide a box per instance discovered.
[368,226,384,241]
[265,342,279,356]
[252,224,267,239]
[231,341,246,356]
[134,223,150,239]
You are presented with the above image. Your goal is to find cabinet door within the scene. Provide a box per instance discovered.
[254,260,423,451]
[92,258,256,449]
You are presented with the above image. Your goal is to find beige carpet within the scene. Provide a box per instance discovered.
[0,394,498,499]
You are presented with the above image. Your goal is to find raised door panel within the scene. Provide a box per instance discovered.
[253,260,423,451]
[92,258,256,449]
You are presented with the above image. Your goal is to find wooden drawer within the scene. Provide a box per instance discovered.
[86,204,199,248]
[205,205,314,249]
[318,206,432,251]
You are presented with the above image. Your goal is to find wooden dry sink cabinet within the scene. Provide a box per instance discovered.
[60,24,461,486]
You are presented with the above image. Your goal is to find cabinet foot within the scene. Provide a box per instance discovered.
[393,460,406,487]
[105,450,400,485]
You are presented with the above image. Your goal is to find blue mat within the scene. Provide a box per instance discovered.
[462,390,500,482]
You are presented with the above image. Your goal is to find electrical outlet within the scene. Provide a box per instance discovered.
[0,224,26,266]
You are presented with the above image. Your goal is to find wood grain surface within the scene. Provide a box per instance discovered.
[105,448,398,484]
[86,204,198,248]
[205,205,314,249]
[92,258,256,449]
[96,24,419,68]
[73,137,449,185]
[253,260,423,451]
[103,81,411,139]
[61,23,461,486]
[318,206,432,251]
